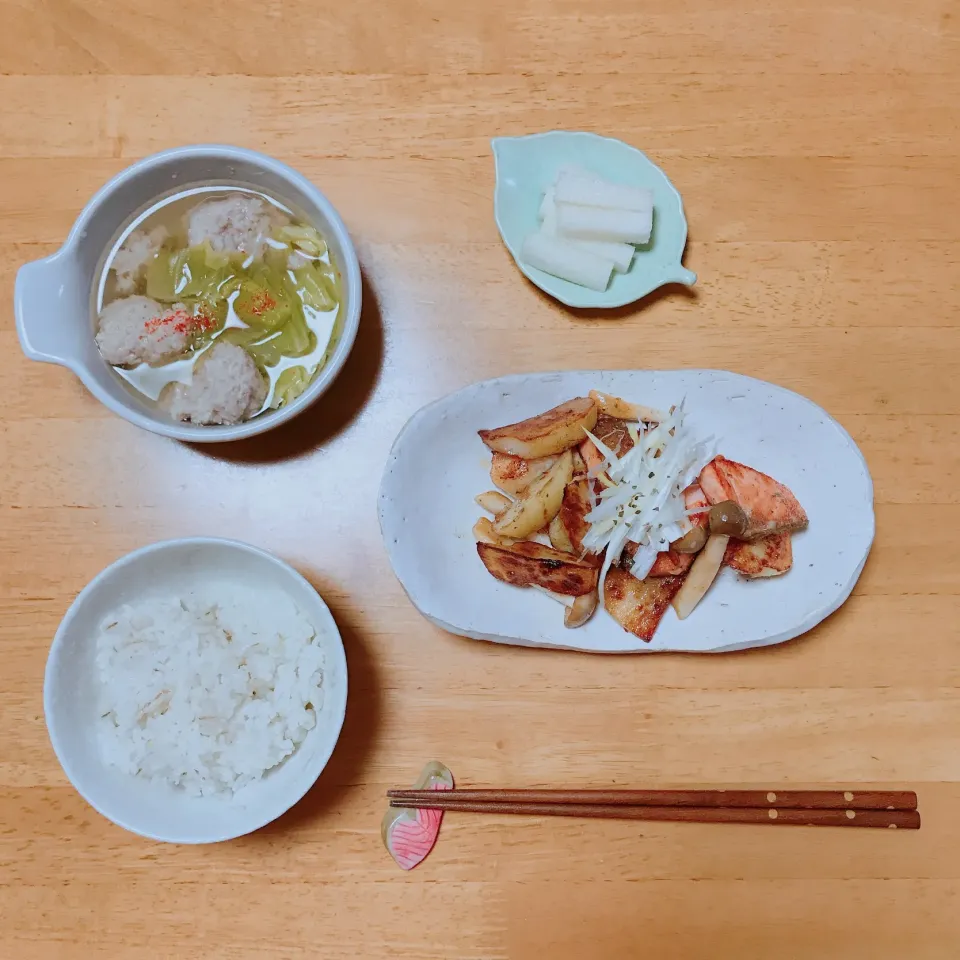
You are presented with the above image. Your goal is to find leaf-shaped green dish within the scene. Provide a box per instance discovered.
[492,131,696,309]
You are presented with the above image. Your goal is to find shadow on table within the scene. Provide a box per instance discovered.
[248,585,382,838]
[561,280,699,324]
[518,231,700,323]
[188,269,384,465]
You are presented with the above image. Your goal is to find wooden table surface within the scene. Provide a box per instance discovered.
[2,1,959,957]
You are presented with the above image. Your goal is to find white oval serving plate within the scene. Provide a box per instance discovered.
[378,371,874,654]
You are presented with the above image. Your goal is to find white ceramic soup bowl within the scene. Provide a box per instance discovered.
[15,145,362,442]
[44,538,349,844]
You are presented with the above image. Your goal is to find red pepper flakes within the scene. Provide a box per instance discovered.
[142,307,218,341]
[193,305,218,331]
[249,291,276,317]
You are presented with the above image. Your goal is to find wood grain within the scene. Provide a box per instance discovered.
[1,0,959,956]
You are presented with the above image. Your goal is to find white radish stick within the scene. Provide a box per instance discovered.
[578,238,634,273]
[555,170,654,213]
[556,202,653,246]
[539,188,559,232]
[520,232,615,291]
[539,190,635,273]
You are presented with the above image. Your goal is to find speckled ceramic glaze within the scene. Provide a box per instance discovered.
[492,132,696,309]
[379,370,874,654]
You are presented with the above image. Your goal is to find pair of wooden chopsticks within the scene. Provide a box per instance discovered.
[387,788,920,829]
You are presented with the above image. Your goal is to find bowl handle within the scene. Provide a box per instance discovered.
[15,249,87,369]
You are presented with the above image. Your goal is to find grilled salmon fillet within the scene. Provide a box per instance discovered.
[724,533,793,577]
[684,482,711,527]
[622,542,694,577]
[649,550,695,577]
[698,456,807,540]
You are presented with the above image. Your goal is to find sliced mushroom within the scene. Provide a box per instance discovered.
[671,534,730,620]
[670,525,709,554]
[708,500,749,538]
[564,590,598,628]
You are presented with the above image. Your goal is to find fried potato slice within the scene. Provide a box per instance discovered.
[475,490,512,515]
[571,448,587,479]
[493,450,573,539]
[724,533,793,577]
[548,513,574,552]
[479,398,598,459]
[473,516,517,545]
[490,452,559,496]
[588,390,666,423]
[477,540,600,596]
[603,567,686,642]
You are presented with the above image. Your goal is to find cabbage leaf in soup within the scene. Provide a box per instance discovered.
[271,365,315,409]
[293,264,338,312]
[146,243,236,303]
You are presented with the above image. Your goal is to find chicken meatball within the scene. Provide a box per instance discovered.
[110,226,168,295]
[95,295,193,367]
[186,193,281,259]
[164,342,268,425]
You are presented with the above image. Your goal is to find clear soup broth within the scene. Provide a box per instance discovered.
[93,185,344,425]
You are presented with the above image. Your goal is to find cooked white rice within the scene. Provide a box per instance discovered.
[96,586,325,797]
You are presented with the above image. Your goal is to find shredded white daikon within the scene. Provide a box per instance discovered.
[581,400,715,595]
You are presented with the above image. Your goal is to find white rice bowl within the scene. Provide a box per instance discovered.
[44,539,348,844]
